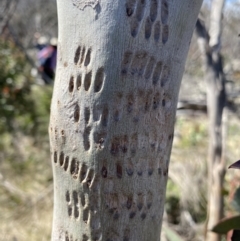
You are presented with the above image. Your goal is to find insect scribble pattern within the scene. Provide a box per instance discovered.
[50,0,174,240]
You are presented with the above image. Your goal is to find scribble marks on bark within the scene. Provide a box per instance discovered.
[154,21,161,42]
[122,51,150,79]
[101,166,108,178]
[59,152,65,166]
[84,169,94,188]
[74,45,92,66]
[104,192,153,223]
[65,231,72,241]
[70,158,80,179]
[126,93,134,113]
[116,163,123,179]
[94,131,106,149]
[152,92,161,110]
[73,47,105,94]
[162,24,169,44]
[93,105,101,122]
[101,105,109,127]
[121,51,133,75]
[53,151,58,163]
[63,164,102,238]
[64,156,69,171]
[69,76,74,93]
[73,190,80,218]
[121,51,170,89]
[126,0,137,17]
[125,0,169,43]
[54,152,82,178]
[84,107,90,124]
[148,160,154,176]
[83,206,89,223]
[74,104,80,122]
[84,48,91,66]
[162,92,172,109]
[74,46,81,64]
[127,0,146,37]
[147,191,153,209]
[144,0,158,39]
[150,0,158,22]
[80,163,87,182]
[105,193,120,220]
[72,0,99,10]
[144,56,156,80]
[94,67,105,92]
[65,232,88,241]
[84,71,92,91]
[130,51,148,76]
[66,190,71,203]
[161,0,169,24]
[80,47,86,65]
[66,190,79,218]
[152,61,163,85]
[126,159,134,176]
[110,135,128,156]
[145,16,152,39]
[76,74,82,90]
[65,231,89,241]
[135,0,146,22]
[83,126,91,151]
[82,234,89,241]
[160,65,170,87]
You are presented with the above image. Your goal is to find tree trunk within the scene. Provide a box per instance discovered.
[196,1,226,240]
[49,1,202,240]
[205,53,226,241]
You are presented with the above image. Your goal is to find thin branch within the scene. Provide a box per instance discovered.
[209,0,225,49]
[0,0,18,36]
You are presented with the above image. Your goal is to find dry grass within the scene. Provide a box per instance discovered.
[0,134,53,241]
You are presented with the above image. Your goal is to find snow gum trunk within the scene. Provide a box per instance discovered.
[49,1,202,240]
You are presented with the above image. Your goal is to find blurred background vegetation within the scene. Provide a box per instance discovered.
[0,1,56,240]
[0,0,240,241]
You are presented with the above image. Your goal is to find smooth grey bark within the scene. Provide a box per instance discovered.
[49,1,202,240]
[196,1,226,241]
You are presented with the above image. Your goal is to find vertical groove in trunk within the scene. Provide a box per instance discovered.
[49,1,202,240]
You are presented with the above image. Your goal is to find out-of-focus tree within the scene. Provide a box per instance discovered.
[5,0,57,45]
[0,0,18,35]
[0,1,56,240]
[196,1,227,241]
[0,0,58,134]
[1,0,57,68]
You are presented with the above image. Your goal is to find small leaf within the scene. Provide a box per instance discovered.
[229,160,240,169]
[212,215,240,234]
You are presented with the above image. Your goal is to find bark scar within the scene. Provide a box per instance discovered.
[72,0,99,10]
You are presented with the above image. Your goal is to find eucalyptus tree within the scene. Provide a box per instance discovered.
[49,1,202,240]
[196,1,226,240]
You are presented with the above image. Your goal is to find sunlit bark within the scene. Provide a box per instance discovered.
[49,1,202,240]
